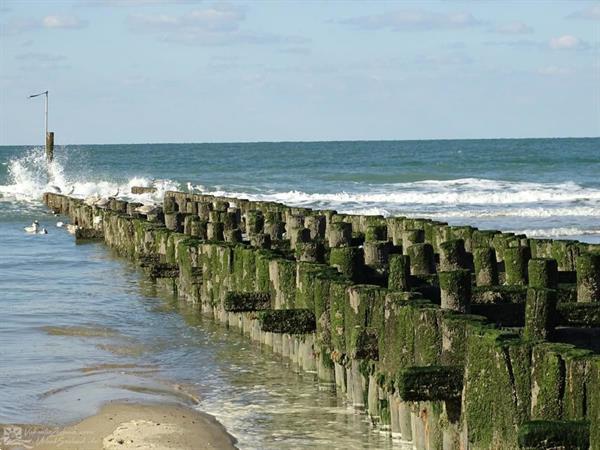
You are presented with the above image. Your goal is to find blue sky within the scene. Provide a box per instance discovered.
[0,0,599,144]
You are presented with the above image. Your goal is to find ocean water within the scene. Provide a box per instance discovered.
[0,138,598,448]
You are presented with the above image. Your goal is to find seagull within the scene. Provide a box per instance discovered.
[38,228,48,235]
[49,186,61,193]
[67,186,75,195]
[187,182,194,193]
[56,221,65,227]
[94,197,111,208]
[24,220,39,233]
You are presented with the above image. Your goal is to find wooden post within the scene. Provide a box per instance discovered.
[46,131,54,162]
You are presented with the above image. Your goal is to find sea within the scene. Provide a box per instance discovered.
[0,138,598,448]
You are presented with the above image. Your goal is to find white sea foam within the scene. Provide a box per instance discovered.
[207,178,600,207]
[0,147,179,205]
[3,147,599,242]
[202,179,600,242]
[508,227,600,238]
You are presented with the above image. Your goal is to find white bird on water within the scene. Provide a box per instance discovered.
[38,228,48,235]
[56,221,65,227]
[24,220,39,233]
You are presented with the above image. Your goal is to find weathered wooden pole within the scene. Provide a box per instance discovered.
[46,131,54,163]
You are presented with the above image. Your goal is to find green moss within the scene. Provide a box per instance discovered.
[344,285,385,360]
[576,253,600,302]
[329,246,363,281]
[531,343,566,420]
[492,233,518,262]
[329,280,351,354]
[406,243,435,275]
[472,230,499,249]
[245,210,264,234]
[388,254,410,291]
[528,258,558,289]
[439,312,487,366]
[439,239,468,271]
[328,221,352,247]
[504,246,531,286]
[256,250,275,293]
[295,262,323,310]
[365,225,387,242]
[224,291,271,312]
[556,302,600,327]
[402,229,425,249]
[552,240,581,271]
[413,306,442,365]
[472,285,527,304]
[295,242,324,262]
[277,259,296,308]
[348,326,379,360]
[312,267,344,349]
[473,246,498,286]
[439,269,471,313]
[464,324,527,448]
[258,308,316,334]
[449,226,475,251]
[563,350,594,420]
[241,247,257,291]
[517,420,589,449]
[524,288,557,342]
[395,366,462,401]
[530,239,553,259]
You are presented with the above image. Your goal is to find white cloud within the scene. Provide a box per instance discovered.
[340,9,481,31]
[129,4,245,34]
[82,0,202,5]
[492,21,533,35]
[129,3,309,47]
[42,15,86,29]
[549,34,587,50]
[567,5,600,20]
[1,15,87,35]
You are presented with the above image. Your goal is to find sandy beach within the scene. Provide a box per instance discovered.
[1,402,237,450]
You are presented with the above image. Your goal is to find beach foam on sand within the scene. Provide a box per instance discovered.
[2,402,236,450]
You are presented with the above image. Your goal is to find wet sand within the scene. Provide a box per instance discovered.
[1,402,237,450]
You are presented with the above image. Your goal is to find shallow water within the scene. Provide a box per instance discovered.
[0,214,397,448]
[0,139,598,448]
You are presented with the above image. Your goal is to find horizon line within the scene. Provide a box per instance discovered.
[1,135,599,147]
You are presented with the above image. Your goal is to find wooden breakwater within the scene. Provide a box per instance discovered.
[43,190,600,450]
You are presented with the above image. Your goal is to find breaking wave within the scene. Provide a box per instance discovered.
[0,147,179,205]
[2,147,598,242]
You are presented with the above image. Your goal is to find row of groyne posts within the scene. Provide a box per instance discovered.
[43,190,600,450]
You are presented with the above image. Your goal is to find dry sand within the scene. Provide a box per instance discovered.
[1,402,236,450]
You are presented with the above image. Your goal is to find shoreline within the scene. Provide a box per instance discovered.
[1,401,237,450]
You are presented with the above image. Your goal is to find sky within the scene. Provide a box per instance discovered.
[0,0,599,145]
